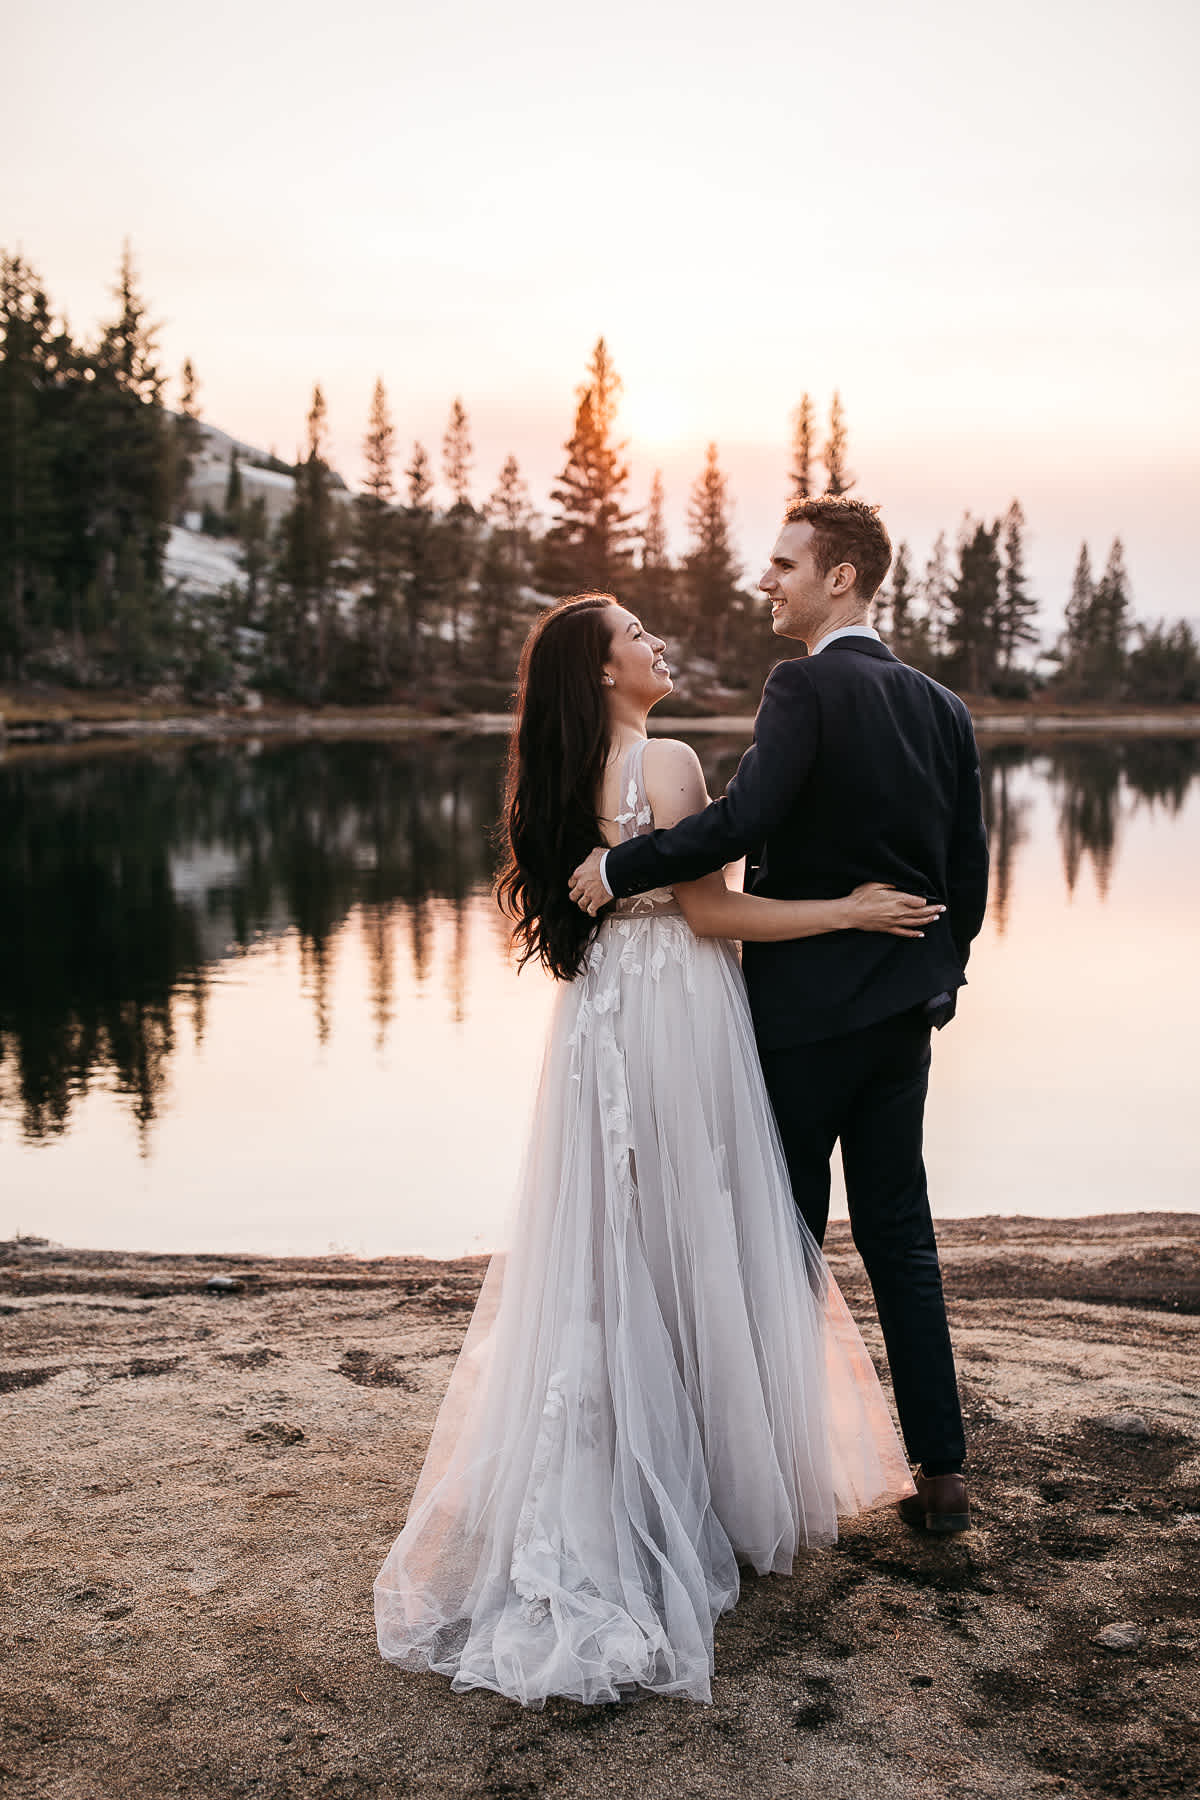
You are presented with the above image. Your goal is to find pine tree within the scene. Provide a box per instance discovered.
[237,495,269,627]
[477,454,535,670]
[274,383,337,695]
[684,443,742,665]
[945,519,1001,693]
[0,253,62,672]
[789,394,816,501]
[355,376,401,690]
[100,242,164,402]
[442,397,471,505]
[91,244,172,675]
[541,337,635,592]
[879,541,913,646]
[994,499,1039,680]
[401,441,438,678]
[921,531,953,663]
[441,397,476,670]
[1089,537,1133,701]
[172,358,204,522]
[879,541,936,671]
[488,452,534,545]
[1060,542,1095,695]
[635,468,677,639]
[822,390,853,495]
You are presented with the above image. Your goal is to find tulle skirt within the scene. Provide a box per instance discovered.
[374,914,912,1707]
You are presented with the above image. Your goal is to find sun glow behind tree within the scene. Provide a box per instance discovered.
[4,0,1194,622]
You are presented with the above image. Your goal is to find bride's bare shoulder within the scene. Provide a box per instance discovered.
[643,737,704,778]
[642,738,708,812]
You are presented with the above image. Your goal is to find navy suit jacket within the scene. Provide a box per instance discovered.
[603,638,990,1048]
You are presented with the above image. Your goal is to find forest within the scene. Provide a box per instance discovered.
[2,247,1197,712]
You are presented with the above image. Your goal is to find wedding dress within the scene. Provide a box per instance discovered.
[374,739,913,1707]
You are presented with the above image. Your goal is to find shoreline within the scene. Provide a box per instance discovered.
[4,1213,1198,1799]
[3,703,1200,750]
[5,1210,1200,1306]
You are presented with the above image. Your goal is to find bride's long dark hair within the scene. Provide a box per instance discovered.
[497,594,617,981]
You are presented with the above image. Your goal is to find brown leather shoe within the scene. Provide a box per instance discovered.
[898,1468,971,1533]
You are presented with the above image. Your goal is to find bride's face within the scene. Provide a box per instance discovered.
[602,606,672,706]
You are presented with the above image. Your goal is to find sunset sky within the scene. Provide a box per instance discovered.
[7,0,1197,625]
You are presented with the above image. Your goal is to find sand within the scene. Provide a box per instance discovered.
[2,1213,1198,1799]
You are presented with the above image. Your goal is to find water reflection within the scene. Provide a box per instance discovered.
[1,732,1198,1207]
[0,738,505,1142]
[974,736,1199,913]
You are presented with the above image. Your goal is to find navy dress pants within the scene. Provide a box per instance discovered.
[759,1008,966,1471]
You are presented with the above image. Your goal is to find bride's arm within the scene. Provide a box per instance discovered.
[643,740,943,944]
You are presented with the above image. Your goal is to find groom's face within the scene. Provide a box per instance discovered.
[759,522,837,644]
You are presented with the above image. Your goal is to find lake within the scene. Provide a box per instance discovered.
[2,731,1197,1257]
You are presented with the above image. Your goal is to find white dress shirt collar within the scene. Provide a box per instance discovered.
[809,624,882,656]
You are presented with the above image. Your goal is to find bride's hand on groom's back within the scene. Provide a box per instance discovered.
[843,884,946,937]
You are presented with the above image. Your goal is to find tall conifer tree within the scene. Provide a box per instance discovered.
[789,395,816,500]
[356,377,401,688]
[401,441,438,678]
[994,499,1039,677]
[1089,537,1133,701]
[92,244,171,674]
[171,358,204,523]
[1061,542,1095,695]
[477,454,535,668]
[237,496,269,626]
[945,519,1001,693]
[541,338,635,592]
[0,254,61,670]
[636,468,676,637]
[684,443,742,664]
[488,453,533,546]
[441,397,476,669]
[921,531,952,663]
[275,383,336,694]
[878,541,913,645]
[822,390,853,495]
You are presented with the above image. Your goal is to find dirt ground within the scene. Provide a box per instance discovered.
[2,1213,1197,1800]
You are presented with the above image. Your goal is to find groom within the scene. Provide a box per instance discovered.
[569,495,989,1532]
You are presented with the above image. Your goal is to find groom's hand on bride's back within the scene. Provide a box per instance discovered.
[569,846,612,917]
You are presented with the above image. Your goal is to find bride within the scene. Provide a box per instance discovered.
[374,594,931,1708]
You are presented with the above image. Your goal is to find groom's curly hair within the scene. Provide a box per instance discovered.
[782,496,892,600]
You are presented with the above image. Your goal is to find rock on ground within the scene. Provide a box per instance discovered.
[2,1213,1198,1800]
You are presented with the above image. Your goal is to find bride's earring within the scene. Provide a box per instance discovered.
[601,675,615,687]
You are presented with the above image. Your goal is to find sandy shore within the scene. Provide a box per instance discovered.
[3,1214,1198,1800]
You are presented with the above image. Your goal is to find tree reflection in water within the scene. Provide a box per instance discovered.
[0,737,506,1143]
[1035,737,1200,898]
[0,733,1196,1145]
[979,746,1033,935]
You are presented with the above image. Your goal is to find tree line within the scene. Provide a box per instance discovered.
[2,247,1197,709]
